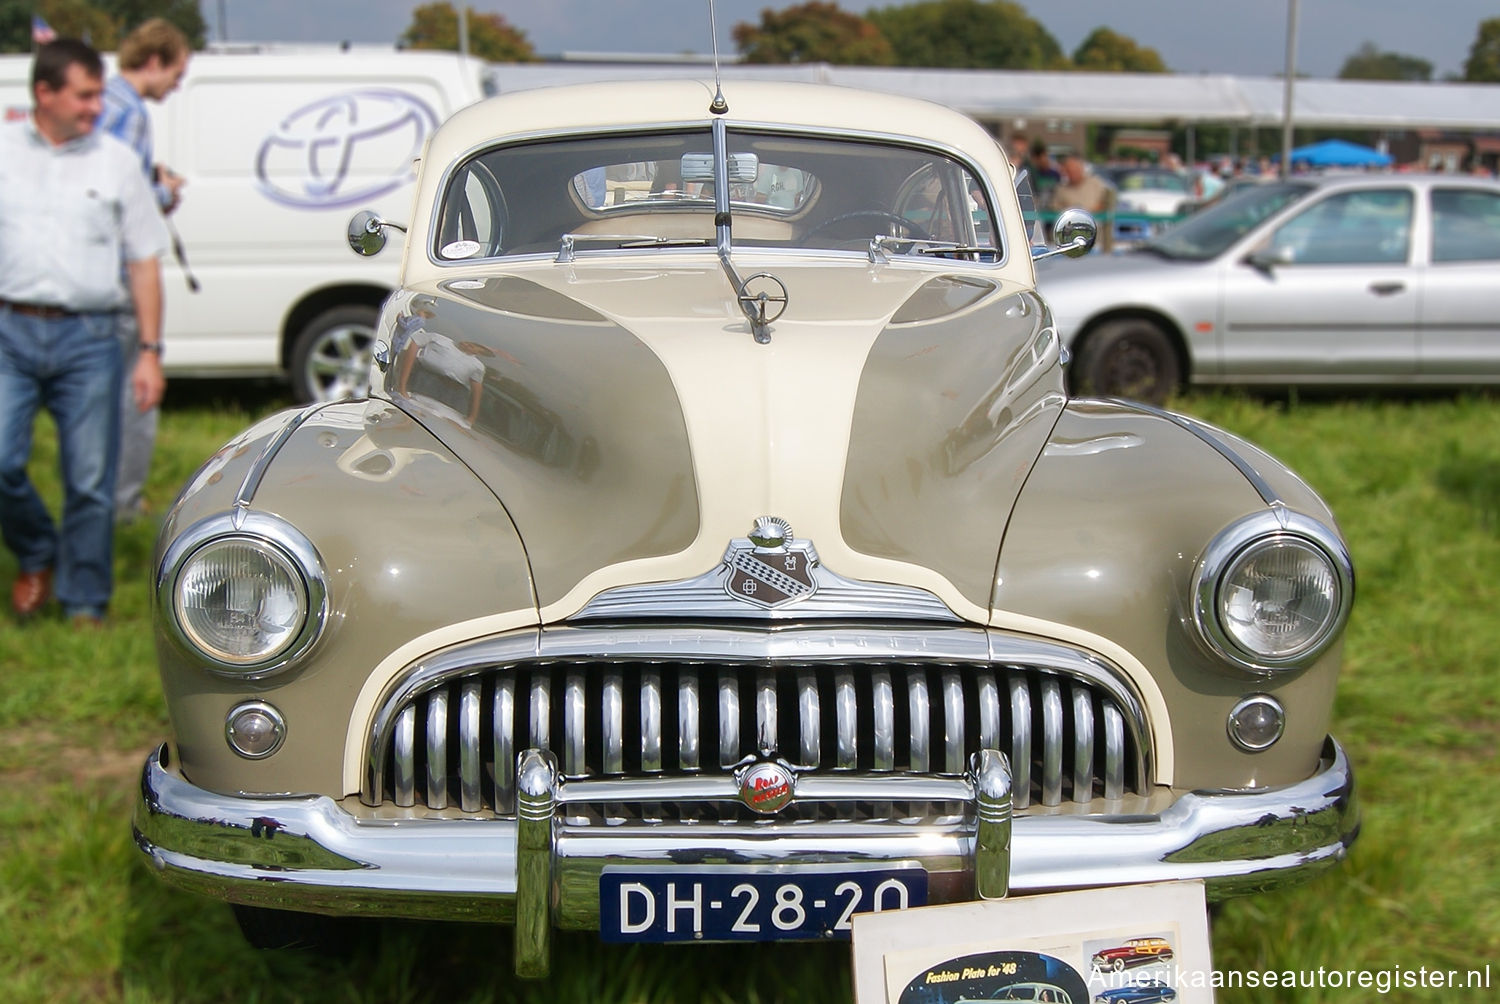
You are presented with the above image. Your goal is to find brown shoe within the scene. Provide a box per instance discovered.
[69,612,105,630]
[12,568,51,616]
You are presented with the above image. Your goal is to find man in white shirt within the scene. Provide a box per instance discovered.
[0,39,169,625]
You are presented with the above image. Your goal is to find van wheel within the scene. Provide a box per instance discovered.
[1072,319,1181,405]
[290,305,379,404]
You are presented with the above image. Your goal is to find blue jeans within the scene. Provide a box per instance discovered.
[0,308,122,619]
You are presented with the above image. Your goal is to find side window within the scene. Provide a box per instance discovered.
[1431,188,1500,262]
[1266,188,1412,265]
[895,163,995,250]
[437,160,507,259]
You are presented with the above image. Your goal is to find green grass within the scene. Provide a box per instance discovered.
[0,385,1496,1002]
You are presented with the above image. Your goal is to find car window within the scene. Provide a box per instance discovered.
[1430,187,1500,262]
[1146,181,1311,260]
[1266,187,1412,265]
[434,128,999,260]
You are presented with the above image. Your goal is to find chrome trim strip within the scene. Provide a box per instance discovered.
[718,671,739,768]
[1009,675,1032,810]
[574,546,961,623]
[360,625,1153,808]
[678,670,699,771]
[1040,676,1063,807]
[564,672,586,775]
[797,670,819,766]
[976,670,999,752]
[393,706,415,807]
[426,691,448,811]
[1115,400,1283,506]
[234,403,328,513]
[1104,703,1126,801]
[1072,683,1095,802]
[136,739,1358,945]
[529,673,550,749]
[459,681,482,812]
[755,669,776,756]
[493,677,515,812]
[642,671,662,772]
[908,672,930,772]
[943,671,964,774]
[554,771,976,805]
[835,669,857,769]
[871,669,894,772]
[602,670,624,774]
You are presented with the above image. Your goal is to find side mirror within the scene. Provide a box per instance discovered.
[1032,208,1097,262]
[347,210,406,257]
[1247,245,1295,272]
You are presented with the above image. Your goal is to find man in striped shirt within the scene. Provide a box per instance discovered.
[98,18,189,523]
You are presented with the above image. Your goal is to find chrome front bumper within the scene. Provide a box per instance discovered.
[135,738,1358,976]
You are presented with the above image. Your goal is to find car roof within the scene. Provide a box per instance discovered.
[1297,172,1500,192]
[424,79,1004,171]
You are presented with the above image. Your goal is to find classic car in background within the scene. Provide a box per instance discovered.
[1039,173,1500,403]
[133,78,1359,976]
[1094,977,1178,1004]
[1091,937,1175,972]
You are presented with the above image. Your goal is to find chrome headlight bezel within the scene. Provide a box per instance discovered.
[1192,509,1353,674]
[157,511,329,678]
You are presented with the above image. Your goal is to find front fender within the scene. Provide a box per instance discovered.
[992,399,1344,791]
[156,400,536,798]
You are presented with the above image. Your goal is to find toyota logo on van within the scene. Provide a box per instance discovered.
[255,89,438,209]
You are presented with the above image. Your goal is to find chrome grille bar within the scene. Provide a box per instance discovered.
[426,689,448,810]
[459,680,483,812]
[364,636,1152,817]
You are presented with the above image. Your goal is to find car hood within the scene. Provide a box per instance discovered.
[382,259,1065,620]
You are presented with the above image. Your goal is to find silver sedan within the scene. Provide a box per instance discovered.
[1038,173,1500,402]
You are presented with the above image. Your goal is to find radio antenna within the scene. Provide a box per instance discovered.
[708,0,728,114]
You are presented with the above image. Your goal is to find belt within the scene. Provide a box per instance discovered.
[0,298,79,319]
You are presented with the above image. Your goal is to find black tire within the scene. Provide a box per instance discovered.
[1071,318,1182,405]
[288,304,380,404]
[231,903,362,955]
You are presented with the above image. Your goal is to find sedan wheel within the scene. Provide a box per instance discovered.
[1073,319,1181,405]
[290,305,380,404]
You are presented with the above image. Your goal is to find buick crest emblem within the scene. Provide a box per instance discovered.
[255,89,438,209]
[738,760,795,814]
[724,517,818,608]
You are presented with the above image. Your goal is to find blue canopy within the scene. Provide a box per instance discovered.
[1277,138,1394,168]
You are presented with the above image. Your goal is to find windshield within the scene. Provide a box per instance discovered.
[1145,181,1312,260]
[434,128,999,261]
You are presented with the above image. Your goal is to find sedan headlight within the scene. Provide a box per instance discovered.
[1193,511,1353,673]
[159,512,328,676]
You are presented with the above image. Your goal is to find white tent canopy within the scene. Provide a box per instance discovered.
[487,61,1500,132]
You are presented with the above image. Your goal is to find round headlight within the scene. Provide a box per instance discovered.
[176,537,306,665]
[1194,512,1353,673]
[160,513,328,675]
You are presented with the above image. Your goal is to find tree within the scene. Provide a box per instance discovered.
[400,2,534,62]
[1337,41,1431,81]
[733,2,893,65]
[1464,17,1500,81]
[868,0,1065,70]
[0,0,205,53]
[1071,26,1166,73]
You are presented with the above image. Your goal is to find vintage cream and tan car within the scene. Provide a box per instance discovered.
[133,80,1359,974]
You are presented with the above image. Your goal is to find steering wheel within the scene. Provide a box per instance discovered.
[803,210,934,244]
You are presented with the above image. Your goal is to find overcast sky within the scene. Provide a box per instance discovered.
[212,1,1494,80]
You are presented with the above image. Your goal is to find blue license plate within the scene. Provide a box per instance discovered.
[599,865,927,942]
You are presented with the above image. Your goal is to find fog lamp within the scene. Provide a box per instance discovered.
[226,701,286,758]
[1227,695,1285,752]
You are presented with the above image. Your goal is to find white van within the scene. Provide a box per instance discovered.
[0,46,492,401]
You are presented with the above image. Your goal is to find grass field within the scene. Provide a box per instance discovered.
[1,383,1496,1003]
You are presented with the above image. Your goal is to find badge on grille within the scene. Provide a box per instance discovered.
[737,759,795,814]
[724,517,818,609]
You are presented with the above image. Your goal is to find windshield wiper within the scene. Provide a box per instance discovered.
[869,235,995,263]
[556,233,710,262]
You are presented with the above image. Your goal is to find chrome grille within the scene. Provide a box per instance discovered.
[365,659,1146,816]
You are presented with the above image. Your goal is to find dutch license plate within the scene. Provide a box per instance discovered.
[599,864,927,942]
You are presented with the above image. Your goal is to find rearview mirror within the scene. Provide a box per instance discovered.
[681,152,760,184]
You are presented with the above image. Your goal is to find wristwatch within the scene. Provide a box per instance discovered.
[138,341,163,358]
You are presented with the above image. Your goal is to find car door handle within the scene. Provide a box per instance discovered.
[1368,281,1405,295]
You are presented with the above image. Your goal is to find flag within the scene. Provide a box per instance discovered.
[32,15,56,45]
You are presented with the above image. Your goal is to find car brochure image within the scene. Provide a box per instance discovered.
[852,881,1214,1004]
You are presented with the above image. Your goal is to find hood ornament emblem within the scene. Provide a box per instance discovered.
[724,517,818,608]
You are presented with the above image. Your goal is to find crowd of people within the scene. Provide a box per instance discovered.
[0,22,188,626]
